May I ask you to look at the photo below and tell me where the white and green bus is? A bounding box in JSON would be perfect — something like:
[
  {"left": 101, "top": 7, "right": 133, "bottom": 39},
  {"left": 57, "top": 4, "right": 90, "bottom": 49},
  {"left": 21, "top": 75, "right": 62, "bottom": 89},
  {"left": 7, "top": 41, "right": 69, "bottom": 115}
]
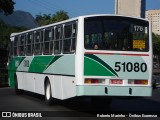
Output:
[{"left": 8, "top": 14, "right": 152, "bottom": 105}]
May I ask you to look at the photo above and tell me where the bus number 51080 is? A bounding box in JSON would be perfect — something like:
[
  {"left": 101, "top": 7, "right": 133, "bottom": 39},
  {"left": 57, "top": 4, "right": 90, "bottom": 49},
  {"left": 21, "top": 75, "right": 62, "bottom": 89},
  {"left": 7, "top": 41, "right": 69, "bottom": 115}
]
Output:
[{"left": 115, "top": 62, "right": 147, "bottom": 73}]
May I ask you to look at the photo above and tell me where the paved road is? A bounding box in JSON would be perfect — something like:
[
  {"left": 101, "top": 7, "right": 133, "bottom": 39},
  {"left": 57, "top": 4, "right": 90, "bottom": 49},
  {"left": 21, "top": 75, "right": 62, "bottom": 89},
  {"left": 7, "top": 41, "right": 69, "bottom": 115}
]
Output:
[{"left": 1, "top": 87, "right": 160, "bottom": 119}]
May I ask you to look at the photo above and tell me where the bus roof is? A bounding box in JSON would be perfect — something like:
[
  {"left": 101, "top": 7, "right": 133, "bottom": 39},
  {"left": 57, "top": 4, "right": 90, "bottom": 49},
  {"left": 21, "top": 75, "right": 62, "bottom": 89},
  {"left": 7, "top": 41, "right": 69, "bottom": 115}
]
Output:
[{"left": 10, "top": 14, "right": 149, "bottom": 37}]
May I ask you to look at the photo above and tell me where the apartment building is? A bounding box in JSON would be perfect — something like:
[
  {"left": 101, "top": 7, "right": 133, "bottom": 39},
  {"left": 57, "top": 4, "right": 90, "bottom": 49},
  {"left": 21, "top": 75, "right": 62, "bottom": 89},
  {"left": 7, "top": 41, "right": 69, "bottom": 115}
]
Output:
[
  {"left": 115, "top": 0, "right": 146, "bottom": 18},
  {"left": 146, "top": 10, "right": 160, "bottom": 35}
]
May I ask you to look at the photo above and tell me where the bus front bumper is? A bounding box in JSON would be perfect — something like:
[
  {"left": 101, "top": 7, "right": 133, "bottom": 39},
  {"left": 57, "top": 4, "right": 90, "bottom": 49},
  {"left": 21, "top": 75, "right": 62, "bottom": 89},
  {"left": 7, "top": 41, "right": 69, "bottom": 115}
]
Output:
[{"left": 76, "top": 85, "right": 152, "bottom": 97}]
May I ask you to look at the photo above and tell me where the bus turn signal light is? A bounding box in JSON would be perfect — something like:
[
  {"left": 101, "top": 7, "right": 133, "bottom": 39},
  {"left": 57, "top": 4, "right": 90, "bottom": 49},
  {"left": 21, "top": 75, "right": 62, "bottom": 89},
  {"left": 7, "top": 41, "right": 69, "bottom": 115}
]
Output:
[
  {"left": 84, "top": 79, "right": 105, "bottom": 84},
  {"left": 134, "top": 80, "right": 148, "bottom": 85},
  {"left": 128, "top": 80, "right": 148, "bottom": 85}
]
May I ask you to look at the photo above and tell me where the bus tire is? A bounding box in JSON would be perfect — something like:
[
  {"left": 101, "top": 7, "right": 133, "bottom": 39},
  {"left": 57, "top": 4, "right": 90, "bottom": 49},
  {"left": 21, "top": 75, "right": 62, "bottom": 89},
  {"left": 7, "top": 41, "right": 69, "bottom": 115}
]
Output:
[
  {"left": 14, "top": 75, "right": 23, "bottom": 95},
  {"left": 45, "top": 80, "right": 53, "bottom": 105}
]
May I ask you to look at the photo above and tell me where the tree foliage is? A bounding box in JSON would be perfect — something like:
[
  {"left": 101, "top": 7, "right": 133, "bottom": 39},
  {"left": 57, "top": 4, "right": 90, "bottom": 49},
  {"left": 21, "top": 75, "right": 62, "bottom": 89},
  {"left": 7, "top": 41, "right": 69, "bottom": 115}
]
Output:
[
  {"left": 0, "top": 0, "right": 15, "bottom": 15},
  {"left": 35, "top": 10, "right": 69, "bottom": 26},
  {"left": 152, "top": 33, "right": 160, "bottom": 55},
  {"left": 0, "top": 20, "right": 27, "bottom": 49}
]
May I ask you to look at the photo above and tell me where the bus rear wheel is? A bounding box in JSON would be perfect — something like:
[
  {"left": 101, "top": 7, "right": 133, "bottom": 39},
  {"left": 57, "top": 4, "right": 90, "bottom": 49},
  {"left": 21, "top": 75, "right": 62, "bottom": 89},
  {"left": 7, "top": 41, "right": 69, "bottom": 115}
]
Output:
[
  {"left": 14, "top": 76, "right": 23, "bottom": 95},
  {"left": 45, "top": 80, "right": 53, "bottom": 105}
]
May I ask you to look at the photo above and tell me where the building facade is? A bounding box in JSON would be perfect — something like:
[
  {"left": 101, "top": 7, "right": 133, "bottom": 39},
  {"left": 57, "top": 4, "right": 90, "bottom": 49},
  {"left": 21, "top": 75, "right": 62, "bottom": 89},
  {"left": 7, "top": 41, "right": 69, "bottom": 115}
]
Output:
[
  {"left": 115, "top": 0, "right": 146, "bottom": 18},
  {"left": 146, "top": 10, "right": 160, "bottom": 35}
]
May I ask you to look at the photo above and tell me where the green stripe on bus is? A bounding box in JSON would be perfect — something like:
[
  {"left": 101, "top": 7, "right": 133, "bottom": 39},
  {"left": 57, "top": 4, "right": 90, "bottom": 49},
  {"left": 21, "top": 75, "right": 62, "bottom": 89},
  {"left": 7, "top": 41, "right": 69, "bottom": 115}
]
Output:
[
  {"left": 28, "top": 56, "right": 54, "bottom": 73},
  {"left": 8, "top": 57, "right": 26, "bottom": 71},
  {"left": 8, "top": 57, "right": 25, "bottom": 88},
  {"left": 43, "top": 55, "right": 62, "bottom": 72},
  {"left": 84, "top": 54, "right": 118, "bottom": 76},
  {"left": 84, "top": 56, "right": 115, "bottom": 76},
  {"left": 28, "top": 56, "right": 63, "bottom": 73},
  {"left": 19, "top": 57, "right": 26, "bottom": 66}
]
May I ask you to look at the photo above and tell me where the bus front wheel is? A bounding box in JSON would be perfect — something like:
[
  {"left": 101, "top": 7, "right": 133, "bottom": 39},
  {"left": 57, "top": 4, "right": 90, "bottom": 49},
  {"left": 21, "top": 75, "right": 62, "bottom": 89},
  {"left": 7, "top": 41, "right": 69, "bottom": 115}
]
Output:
[{"left": 14, "top": 76, "right": 23, "bottom": 95}]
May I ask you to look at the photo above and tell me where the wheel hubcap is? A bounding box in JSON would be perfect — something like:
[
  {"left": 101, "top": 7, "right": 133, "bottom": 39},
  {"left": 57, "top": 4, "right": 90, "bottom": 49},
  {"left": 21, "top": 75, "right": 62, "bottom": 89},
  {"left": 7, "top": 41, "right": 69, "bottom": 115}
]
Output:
[{"left": 46, "top": 84, "right": 51, "bottom": 100}]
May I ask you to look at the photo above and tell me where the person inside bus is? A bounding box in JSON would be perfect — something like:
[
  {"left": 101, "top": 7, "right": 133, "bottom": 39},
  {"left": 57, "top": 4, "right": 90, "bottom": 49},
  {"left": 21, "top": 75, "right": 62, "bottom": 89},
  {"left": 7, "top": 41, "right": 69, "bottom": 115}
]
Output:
[{"left": 93, "top": 43, "right": 99, "bottom": 50}]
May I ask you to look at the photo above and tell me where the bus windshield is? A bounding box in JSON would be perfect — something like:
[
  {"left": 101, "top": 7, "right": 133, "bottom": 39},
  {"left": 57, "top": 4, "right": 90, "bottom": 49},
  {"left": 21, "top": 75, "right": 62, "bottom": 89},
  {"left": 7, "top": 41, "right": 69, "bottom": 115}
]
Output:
[{"left": 84, "top": 16, "right": 149, "bottom": 52}]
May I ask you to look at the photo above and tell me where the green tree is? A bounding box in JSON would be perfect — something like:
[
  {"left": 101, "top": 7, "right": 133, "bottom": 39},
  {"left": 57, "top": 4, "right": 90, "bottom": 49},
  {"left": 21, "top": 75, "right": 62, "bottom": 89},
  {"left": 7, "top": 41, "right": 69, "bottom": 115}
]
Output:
[
  {"left": 52, "top": 10, "right": 69, "bottom": 23},
  {"left": 152, "top": 33, "right": 160, "bottom": 67},
  {"left": 152, "top": 33, "right": 160, "bottom": 55},
  {"left": 0, "top": 20, "right": 27, "bottom": 49},
  {"left": 35, "top": 14, "right": 51, "bottom": 26},
  {"left": 0, "top": 0, "right": 15, "bottom": 15},
  {"left": 35, "top": 10, "right": 69, "bottom": 26}
]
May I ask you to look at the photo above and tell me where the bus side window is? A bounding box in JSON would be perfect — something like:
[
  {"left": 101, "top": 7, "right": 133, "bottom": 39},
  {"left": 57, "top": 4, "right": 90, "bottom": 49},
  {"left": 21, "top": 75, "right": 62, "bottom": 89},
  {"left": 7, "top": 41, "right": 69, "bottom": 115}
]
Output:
[
  {"left": 8, "top": 41, "right": 14, "bottom": 60},
  {"left": 34, "top": 31, "right": 41, "bottom": 55},
  {"left": 26, "top": 33, "right": 33, "bottom": 56},
  {"left": 71, "top": 22, "right": 77, "bottom": 53},
  {"left": 54, "top": 26, "right": 62, "bottom": 54},
  {"left": 51, "top": 28, "right": 54, "bottom": 53},
  {"left": 63, "top": 24, "right": 72, "bottom": 54},
  {"left": 40, "top": 31, "right": 44, "bottom": 54},
  {"left": 14, "top": 36, "right": 19, "bottom": 56},
  {"left": 63, "top": 22, "right": 77, "bottom": 54},
  {"left": 50, "top": 27, "right": 55, "bottom": 53},
  {"left": 43, "top": 28, "right": 52, "bottom": 55},
  {"left": 19, "top": 35, "right": 25, "bottom": 56}
]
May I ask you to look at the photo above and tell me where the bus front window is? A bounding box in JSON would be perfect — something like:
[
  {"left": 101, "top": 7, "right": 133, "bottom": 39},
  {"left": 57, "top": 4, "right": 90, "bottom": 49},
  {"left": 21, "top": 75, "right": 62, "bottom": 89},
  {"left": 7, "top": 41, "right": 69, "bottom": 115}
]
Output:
[{"left": 84, "top": 16, "right": 149, "bottom": 52}]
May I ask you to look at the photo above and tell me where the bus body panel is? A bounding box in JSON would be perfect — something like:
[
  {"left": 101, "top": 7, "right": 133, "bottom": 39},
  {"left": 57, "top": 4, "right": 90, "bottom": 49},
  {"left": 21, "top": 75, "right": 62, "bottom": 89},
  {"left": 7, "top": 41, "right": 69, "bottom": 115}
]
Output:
[
  {"left": 75, "top": 17, "right": 85, "bottom": 85},
  {"left": 78, "top": 15, "right": 152, "bottom": 97},
  {"left": 84, "top": 53, "right": 151, "bottom": 80},
  {"left": 77, "top": 52, "right": 152, "bottom": 97},
  {"left": 8, "top": 55, "right": 76, "bottom": 100},
  {"left": 76, "top": 86, "right": 152, "bottom": 97}
]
